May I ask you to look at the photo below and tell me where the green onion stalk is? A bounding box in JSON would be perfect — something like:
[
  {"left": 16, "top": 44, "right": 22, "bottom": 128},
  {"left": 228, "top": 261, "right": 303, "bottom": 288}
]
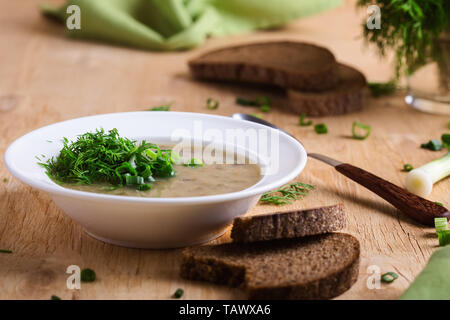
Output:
[{"left": 406, "top": 152, "right": 450, "bottom": 197}]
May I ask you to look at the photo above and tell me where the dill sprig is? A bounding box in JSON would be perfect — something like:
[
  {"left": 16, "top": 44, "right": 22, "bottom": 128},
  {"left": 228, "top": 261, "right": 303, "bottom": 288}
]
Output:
[
  {"left": 259, "top": 182, "right": 314, "bottom": 205},
  {"left": 39, "top": 128, "right": 175, "bottom": 190}
]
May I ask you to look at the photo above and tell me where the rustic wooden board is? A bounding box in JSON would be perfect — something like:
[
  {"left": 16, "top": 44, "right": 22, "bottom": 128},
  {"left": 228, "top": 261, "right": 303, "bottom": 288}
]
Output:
[{"left": 0, "top": 0, "right": 448, "bottom": 300}]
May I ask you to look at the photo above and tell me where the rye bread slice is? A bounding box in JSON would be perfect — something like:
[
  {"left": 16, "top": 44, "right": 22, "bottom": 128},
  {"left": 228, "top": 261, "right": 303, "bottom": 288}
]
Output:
[
  {"left": 189, "top": 41, "right": 339, "bottom": 91},
  {"left": 180, "top": 233, "right": 360, "bottom": 300},
  {"left": 287, "top": 63, "right": 368, "bottom": 116},
  {"left": 231, "top": 203, "right": 346, "bottom": 243}
]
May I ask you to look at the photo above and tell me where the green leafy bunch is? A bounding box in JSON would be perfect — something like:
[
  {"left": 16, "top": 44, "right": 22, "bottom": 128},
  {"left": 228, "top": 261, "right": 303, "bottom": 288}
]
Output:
[
  {"left": 357, "top": 0, "right": 450, "bottom": 77},
  {"left": 40, "top": 128, "right": 175, "bottom": 190}
]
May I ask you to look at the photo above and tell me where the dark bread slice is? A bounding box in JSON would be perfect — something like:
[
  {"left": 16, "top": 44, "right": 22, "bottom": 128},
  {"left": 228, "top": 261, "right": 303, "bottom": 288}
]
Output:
[
  {"left": 231, "top": 203, "right": 346, "bottom": 243},
  {"left": 287, "top": 63, "right": 368, "bottom": 116},
  {"left": 189, "top": 41, "right": 339, "bottom": 91},
  {"left": 180, "top": 233, "right": 360, "bottom": 300}
]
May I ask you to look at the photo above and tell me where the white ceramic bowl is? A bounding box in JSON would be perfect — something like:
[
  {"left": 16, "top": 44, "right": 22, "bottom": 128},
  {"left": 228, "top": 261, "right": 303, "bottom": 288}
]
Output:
[{"left": 4, "top": 112, "right": 307, "bottom": 248}]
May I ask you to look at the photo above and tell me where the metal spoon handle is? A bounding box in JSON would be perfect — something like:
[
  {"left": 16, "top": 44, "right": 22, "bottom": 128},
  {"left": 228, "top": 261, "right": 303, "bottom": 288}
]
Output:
[{"left": 334, "top": 163, "right": 449, "bottom": 226}]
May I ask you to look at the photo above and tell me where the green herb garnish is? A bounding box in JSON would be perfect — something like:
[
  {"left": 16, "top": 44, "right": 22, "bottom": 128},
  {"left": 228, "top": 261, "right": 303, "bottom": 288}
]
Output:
[
  {"left": 381, "top": 272, "right": 399, "bottom": 283},
  {"left": 250, "top": 113, "right": 262, "bottom": 119},
  {"left": 442, "top": 134, "right": 450, "bottom": 149},
  {"left": 299, "top": 113, "right": 312, "bottom": 127},
  {"left": 0, "top": 249, "right": 12, "bottom": 254},
  {"left": 39, "top": 129, "right": 175, "bottom": 191},
  {"left": 437, "top": 230, "right": 450, "bottom": 246},
  {"left": 206, "top": 98, "right": 219, "bottom": 110},
  {"left": 172, "top": 288, "right": 184, "bottom": 299},
  {"left": 3, "top": 178, "right": 8, "bottom": 183},
  {"left": 368, "top": 80, "right": 397, "bottom": 97},
  {"left": 314, "top": 123, "right": 328, "bottom": 134},
  {"left": 184, "top": 158, "right": 203, "bottom": 168},
  {"left": 352, "top": 121, "right": 371, "bottom": 140},
  {"left": 435, "top": 202, "right": 444, "bottom": 207},
  {"left": 149, "top": 103, "right": 171, "bottom": 111},
  {"left": 421, "top": 139, "right": 443, "bottom": 151},
  {"left": 260, "top": 105, "right": 271, "bottom": 113},
  {"left": 259, "top": 182, "right": 314, "bottom": 205},
  {"left": 402, "top": 164, "right": 414, "bottom": 172},
  {"left": 236, "top": 96, "right": 271, "bottom": 107},
  {"left": 435, "top": 217, "right": 448, "bottom": 232},
  {"left": 51, "top": 295, "right": 61, "bottom": 300},
  {"left": 81, "top": 268, "right": 96, "bottom": 282}
]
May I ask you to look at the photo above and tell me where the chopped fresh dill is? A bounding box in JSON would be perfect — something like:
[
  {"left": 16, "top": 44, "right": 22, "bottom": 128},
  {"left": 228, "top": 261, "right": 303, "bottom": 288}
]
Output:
[
  {"left": 148, "top": 103, "right": 171, "bottom": 111},
  {"left": 39, "top": 128, "right": 176, "bottom": 190},
  {"left": 206, "top": 98, "right": 219, "bottom": 110},
  {"left": 259, "top": 182, "right": 314, "bottom": 205},
  {"left": 80, "top": 268, "right": 96, "bottom": 282},
  {"left": 299, "top": 113, "right": 312, "bottom": 126}
]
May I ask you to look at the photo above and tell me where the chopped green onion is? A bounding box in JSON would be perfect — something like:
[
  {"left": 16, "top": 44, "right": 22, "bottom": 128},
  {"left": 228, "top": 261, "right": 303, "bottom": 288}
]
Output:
[
  {"left": 51, "top": 295, "right": 61, "bottom": 300},
  {"left": 170, "top": 151, "right": 182, "bottom": 165},
  {"left": 236, "top": 96, "right": 271, "bottom": 107},
  {"left": 352, "top": 121, "right": 371, "bottom": 140},
  {"left": 206, "top": 98, "right": 219, "bottom": 110},
  {"left": 125, "top": 175, "right": 144, "bottom": 186},
  {"left": 137, "top": 184, "right": 151, "bottom": 191},
  {"left": 0, "top": 249, "right": 12, "bottom": 254},
  {"left": 184, "top": 158, "right": 203, "bottom": 167},
  {"left": 435, "top": 201, "right": 444, "bottom": 207},
  {"left": 402, "top": 164, "right": 414, "bottom": 172},
  {"left": 80, "top": 268, "right": 96, "bottom": 282},
  {"left": 437, "top": 230, "right": 450, "bottom": 246},
  {"left": 250, "top": 113, "right": 262, "bottom": 119},
  {"left": 434, "top": 217, "right": 448, "bottom": 232},
  {"left": 260, "top": 105, "right": 270, "bottom": 113},
  {"left": 421, "top": 139, "right": 443, "bottom": 151},
  {"left": 3, "top": 178, "right": 8, "bottom": 183},
  {"left": 406, "top": 152, "right": 450, "bottom": 197},
  {"left": 148, "top": 104, "right": 171, "bottom": 111},
  {"left": 314, "top": 123, "right": 328, "bottom": 134},
  {"left": 172, "top": 288, "right": 184, "bottom": 299},
  {"left": 381, "top": 272, "right": 399, "bottom": 283},
  {"left": 299, "top": 113, "right": 312, "bottom": 127},
  {"left": 442, "top": 134, "right": 450, "bottom": 149},
  {"left": 236, "top": 97, "right": 256, "bottom": 106}
]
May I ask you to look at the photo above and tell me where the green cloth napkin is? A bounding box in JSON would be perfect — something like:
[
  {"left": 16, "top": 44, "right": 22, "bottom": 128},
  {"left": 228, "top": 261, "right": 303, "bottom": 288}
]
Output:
[
  {"left": 400, "top": 245, "right": 450, "bottom": 300},
  {"left": 42, "top": 0, "right": 341, "bottom": 51}
]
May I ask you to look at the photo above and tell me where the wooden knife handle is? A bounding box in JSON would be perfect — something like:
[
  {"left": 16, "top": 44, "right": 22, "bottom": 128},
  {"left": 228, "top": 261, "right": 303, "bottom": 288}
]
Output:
[{"left": 335, "top": 163, "right": 449, "bottom": 226}]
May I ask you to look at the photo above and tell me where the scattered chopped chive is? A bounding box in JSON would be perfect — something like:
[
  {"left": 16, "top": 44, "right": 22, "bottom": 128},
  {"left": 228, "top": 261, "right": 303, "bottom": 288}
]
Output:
[
  {"left": 352, "top": 121, "right": 371, "bottom": 140},
  {"left": 434, "top": 202, "right": 444, "bottom": 207},
  {"left": 250, "top": 113, "right": 262, "bottom": 119},
  {"left": 299, "top": 113, "right": 313, "bottom": 126},
  {"left": 184, "top": 158, "right": 203, "bottom": 168},
  {"left": 236, "top": 96, "right": 271, "bottom": 107},
  {"left": 437, "top": 230, "right": 450, "bottom": 246},
  {"left": 80, "top": 268, "right": 96, "bottom": 282},
  {"left": 402, "top": 164, "right": 414, "bottom": 172},
  {"left": 381, "top": 272, "right": 399, "bottom": 283},
  {"left": 260, "top": 182, "right": 314, "bottom": 205},
  {"left": 3, "top": 178, "right": 8, "bottom": 183},
  {"left": 421, "top": 139, "right": 443, "bottom": 151},
  {"left": 51, "top": 295, "right": 61, "bottom": 300},
  {"left": 368, "top": 80, "right": 397, "bottom": 98},
  {"left": 434, "top": 217, "right": 448, "bottom": 232},
  {"left": 314, "top": 123, "right": 328, "bottom": 134},
  {"left": 172, "top": 288, "right": 184, "bottom": 299},
  {"left": 0, "top": 249, "right": 12, "bottom": 254},
  {"left": 442, "top": 134, "right": 450, "bottom": 149},
  {"left": 260, "top": 105, "right": 271, "bottom": 113},
  {"left": 206, "top": 98, "right": 219, "bottom": 110},
  {"left": 148, "top": 103, "right": 171, "bottom": 111},
  {"left": 125, "top": 175, "right": 144, "bottom": 186}
]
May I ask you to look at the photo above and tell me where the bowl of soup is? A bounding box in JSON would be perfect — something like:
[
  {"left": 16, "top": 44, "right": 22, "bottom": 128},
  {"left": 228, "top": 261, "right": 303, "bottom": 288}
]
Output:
[{"left": 4, "top": 112, "right": 307, "bottom": 248}]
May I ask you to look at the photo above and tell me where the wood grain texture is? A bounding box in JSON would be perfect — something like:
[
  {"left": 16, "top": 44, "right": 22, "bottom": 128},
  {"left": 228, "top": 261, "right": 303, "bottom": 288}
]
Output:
[
  {"left": 335, "top": 164, "right": 450, "bottom": 226},
  {"left": 0, "top": 0, "right": 448, "bottom": 300}
]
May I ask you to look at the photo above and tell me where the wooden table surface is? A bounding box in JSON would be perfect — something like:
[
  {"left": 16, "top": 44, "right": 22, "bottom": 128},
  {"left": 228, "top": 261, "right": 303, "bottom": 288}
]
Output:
[{"left": 1, "top": 0, "right": 448, "bottom": 300}]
